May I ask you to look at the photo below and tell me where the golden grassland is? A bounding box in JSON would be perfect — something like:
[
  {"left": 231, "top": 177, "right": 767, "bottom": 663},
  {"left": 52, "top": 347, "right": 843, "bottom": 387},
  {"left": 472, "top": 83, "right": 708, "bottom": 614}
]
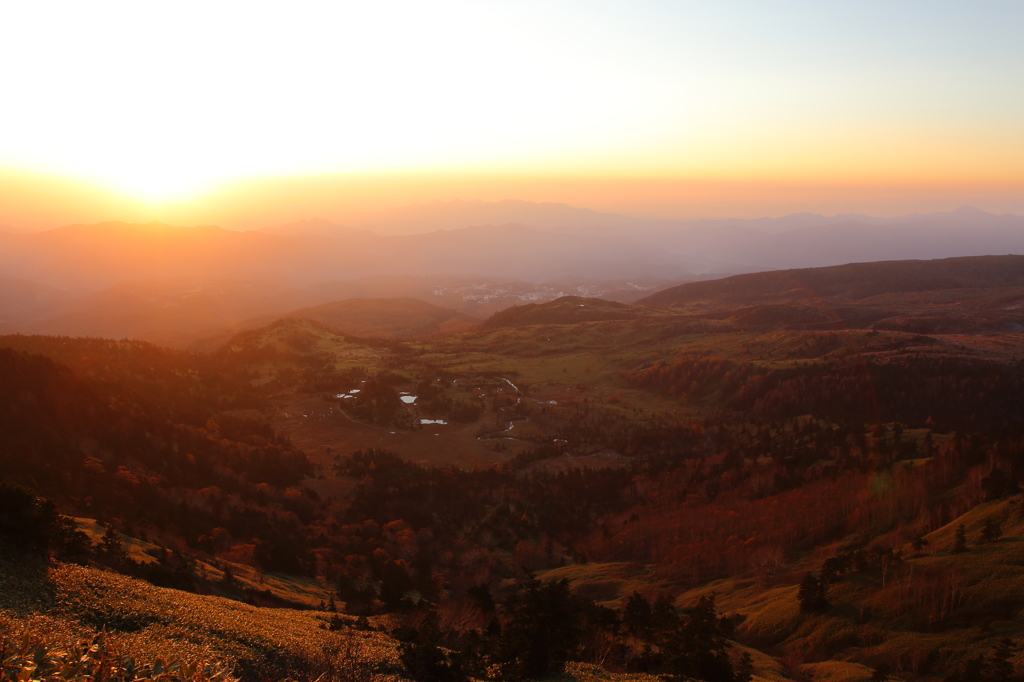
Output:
[
  {"left": 73, "top": 519, "right": 333, "bottom": 610},
  {"left": 0, "top": 554, "right": 686, "bottom": 682},
  {"left": 537, "top": 495, "right": 1024, "bottom": 681},
  {"left": 0, "top": 553, "right": 403, "bottom": 680}
]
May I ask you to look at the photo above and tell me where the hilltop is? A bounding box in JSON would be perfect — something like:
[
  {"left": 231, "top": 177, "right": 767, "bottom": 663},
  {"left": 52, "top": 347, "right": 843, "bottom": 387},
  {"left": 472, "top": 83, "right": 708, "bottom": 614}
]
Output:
[
  {"left": 639, "top": 255, "right": 1024, "bottom": 306},
  {"left": 481, "top": 295, "right": 648, "bottom": 329},
  {"left": 272, "top": 297, "right": 478, "bottom": 338},
  {"left": 638, "top": 255, "right": 1024, "bottom": 334}
]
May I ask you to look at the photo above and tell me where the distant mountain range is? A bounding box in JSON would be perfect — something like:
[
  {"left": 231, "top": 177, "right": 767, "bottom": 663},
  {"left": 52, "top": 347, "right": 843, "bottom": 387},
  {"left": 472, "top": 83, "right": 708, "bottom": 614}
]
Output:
[
  {"left": 1, "top": 202, "right": 1022, "bottom": 343},
  {"left": 4, "top": 204, "right": 1022, "bottom": 291},
  {"left": 264, "top": 202, "right": 1024, "bottom": 274},
  {"left": 351, "top": 201, "right": 1024, "bottom": 270}
]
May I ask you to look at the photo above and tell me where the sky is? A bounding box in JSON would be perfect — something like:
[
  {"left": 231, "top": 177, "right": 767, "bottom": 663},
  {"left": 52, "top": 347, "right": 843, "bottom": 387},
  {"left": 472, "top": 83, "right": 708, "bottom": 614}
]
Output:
[{"left": 1, "top": 0, "right": 1022, "bottom": 228}]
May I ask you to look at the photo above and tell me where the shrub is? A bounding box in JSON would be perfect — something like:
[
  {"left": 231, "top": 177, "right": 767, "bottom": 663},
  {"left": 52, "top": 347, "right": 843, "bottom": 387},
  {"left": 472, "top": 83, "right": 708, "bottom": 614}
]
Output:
[{"left": 0, "top": 481, "right": 88, "bottom": 558}]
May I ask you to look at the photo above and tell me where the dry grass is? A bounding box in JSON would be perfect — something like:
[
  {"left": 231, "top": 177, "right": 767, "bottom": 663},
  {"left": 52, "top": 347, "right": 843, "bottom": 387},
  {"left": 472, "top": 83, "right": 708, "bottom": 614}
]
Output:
[
  {"left": 2, "top": 555, "right": 717, "bottom": 681},
  {"left": 799, "top": 660, "right": 874, "bottom": 682},
  {"left": 0, "top": 555, "right": 403, "bottom": 681}
]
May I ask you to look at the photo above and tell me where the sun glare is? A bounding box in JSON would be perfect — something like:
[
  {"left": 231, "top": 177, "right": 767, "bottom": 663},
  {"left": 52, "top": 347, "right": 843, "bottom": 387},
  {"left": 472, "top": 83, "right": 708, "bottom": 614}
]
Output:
[
  {"left": 0, "top": 1, "right": 1021, "bottom": 208},
  {"left": 90, "top": 167, "right": 227, "bottom": 205}
]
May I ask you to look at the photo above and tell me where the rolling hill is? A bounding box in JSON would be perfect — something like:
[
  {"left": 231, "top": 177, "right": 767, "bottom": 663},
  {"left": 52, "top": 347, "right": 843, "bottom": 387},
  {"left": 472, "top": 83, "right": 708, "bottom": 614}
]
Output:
[
  {"left": 638, "top": 255, "right": 1024, "bottom": 334},
  {"left": 481, "top": 295, "right": 647, "bottom": 329},
  {"left": 265, "top": 296, "right": 478, "bottom": 338}
]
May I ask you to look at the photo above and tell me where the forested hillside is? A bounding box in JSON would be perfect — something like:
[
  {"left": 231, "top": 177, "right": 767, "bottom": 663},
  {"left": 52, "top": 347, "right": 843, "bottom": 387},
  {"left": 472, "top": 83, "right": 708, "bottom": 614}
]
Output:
[{"left": 3, "top": 256, "right": 1024, "bottom": 681}]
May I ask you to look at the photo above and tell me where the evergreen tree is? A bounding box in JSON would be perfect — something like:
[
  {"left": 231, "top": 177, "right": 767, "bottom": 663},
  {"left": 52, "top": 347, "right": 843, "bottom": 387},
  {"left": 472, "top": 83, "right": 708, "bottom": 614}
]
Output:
[
  {"left": 99, "top": 524, "right": 127, "bottom": 564},
  {"left": 467, "top": 582, "right": 495, "bottom": 612},
  {"left": 988, "top": 638, "right": 1018, "bottom": 682},
  {"left": 623, "top": 591, "right": 653, "bottom": 637},
  {"left": 651, "top": 594, "right": 680, "bottom": 632},
  {"left": 496, "top": 577, "right": 585, "bottom": 680},
  {"left": 394, "top": 615, "right": 466, "bottom": 682},
  {"left": 735, "top": 652, "right": 754, "bottom": 682},
  {"left": 945, "top": 654, "right": 986, "bottom": 682},
  {"left": 221, "top": 565, "right": 234, "bottom": 584},
  {"left": 871, "top": 662, "right": 891, "bottom": 681},
  {"left": 0, "top": 482, "right": 83, "bottom": 557},
  {"left": 798, "top": 574, "right": 829, "bottom": 612},
  {"left": 952, "top": 523, "right": 969, "bottom": 554},
  {"left": 982, "top": 516, "right": 1003, "bottom": 543},
  {"left": 658, "top": 595, "right": 736, "bottom": 682},
  {"left": 982, "top": 468, "right": 1018, "bottom": 501}
]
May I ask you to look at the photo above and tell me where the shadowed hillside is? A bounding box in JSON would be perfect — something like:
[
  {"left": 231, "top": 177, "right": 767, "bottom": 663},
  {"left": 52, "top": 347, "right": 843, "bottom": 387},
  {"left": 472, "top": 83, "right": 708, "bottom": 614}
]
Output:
[
  {"left": 639, "top": 255, "right": 1024, "bottom": 306},
  {"left": 638, "top": 255, "right": 1024, "bottom": 334}
]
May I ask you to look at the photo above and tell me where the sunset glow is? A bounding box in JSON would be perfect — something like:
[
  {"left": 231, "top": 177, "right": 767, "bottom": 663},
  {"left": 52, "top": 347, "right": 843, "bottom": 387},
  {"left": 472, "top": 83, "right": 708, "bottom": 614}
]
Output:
[{"left": 1, "top": 0, "right": 1022, "bottom": 216}]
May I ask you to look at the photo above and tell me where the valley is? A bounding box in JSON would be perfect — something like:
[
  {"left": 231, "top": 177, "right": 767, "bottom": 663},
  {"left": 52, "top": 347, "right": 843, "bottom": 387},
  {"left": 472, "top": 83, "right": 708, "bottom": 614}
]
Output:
[{"left": 2, "top": 255, "right": 1024, "bottom": 682}]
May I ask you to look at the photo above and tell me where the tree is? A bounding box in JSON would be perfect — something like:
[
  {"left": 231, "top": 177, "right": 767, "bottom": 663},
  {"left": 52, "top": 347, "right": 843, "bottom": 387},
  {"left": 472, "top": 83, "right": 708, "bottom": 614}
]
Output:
[
  {"left": 798, "top": 574, "right": 829, "bottom": 612},
  {"left": 952, "top": 524, "right": 968, "bottom": 554},
  {"left": 467, "top": 583, "right": 495, "bottom": 613},
  {"left": 981, "top": 516, "right": 1003, "bottom": 543},
  {"left": 496, "top": 578, "right": 585, "bottom": 679},
  {"left": 988, "top": 638, "right": 1018, "bottom": 682},
  {"left": 394, "top": 616, "right": 467, "bottom": 682},
  {"left": 99, "top": 524, "right": 127, "bottom": 564},
  {"left": 658, "top": 595, "right": 736, "bottom": 682},
  {"left": 982, "top": 468, "right": 1018, "bottom": 501},
  {"left": 870, "top": 662, "right": 891, "bottom": 681},
  {"left": 623, "top": 592, "right": 653, "bottom": 637},
  {"left": 945, "top": 654, "right": 986, "bottom": 682},
  {"left": 735, "top": 651, "right": 754, "bottom": 682},
  {"left": 0, "top": 482, "right": 82, "bottom": 556},
  {"left": 651, "top": 595, "right": 679, "bottom": 632}
]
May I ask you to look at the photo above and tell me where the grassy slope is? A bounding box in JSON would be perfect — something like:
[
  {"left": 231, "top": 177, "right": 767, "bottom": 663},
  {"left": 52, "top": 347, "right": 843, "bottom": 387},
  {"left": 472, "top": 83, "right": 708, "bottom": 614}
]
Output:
[
  {"left": 538, "top": 496, "right": 1024, "bottom": 681},
  {"left": 0, "top": 554, "right": 400, "bottom": 680},
  {"left": 0, "top": 557, "right": 672, "bottom": 682}
]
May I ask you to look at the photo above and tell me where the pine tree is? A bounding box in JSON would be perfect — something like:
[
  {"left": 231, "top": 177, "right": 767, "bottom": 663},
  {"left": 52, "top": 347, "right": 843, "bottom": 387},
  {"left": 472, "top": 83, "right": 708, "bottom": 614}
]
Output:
[
  {"left": 945, "top": 654, "right": 986, "bottom": 682},
  {"left": 870, "top": 662, "right": 891, "bottom": 681},
  {"left": 988, "top": 638, "right": 1018, "bottom": 682},
  {"left": 496, "top": 577, "right": 585, "bottom": 679},
  {"left": 982, "top": 516, "right": 1003, "bottom": 543},
  {"left": 99, "top": 524, "right": 127, "bottom": 563},
  {"left": 952, "top": 523, "right": 968, "bottom": 554},
  {"left": 736, "top": 652, "right": 755, "bottom": 682},
  {"left": 623, "top": 591, "right": 653, "bottom": 637},
  {"left": 657, "top": 595, "right": 736, "bottom": 682},
  {"left": 797, "top": 574, "right": 829, "bottom": 612}
]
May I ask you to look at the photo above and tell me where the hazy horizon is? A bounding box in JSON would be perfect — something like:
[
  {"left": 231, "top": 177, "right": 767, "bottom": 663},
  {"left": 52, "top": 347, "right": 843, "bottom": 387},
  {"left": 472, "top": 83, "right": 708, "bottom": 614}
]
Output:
[
  {"left": 5, "top": 188, "right": 1024, "bottom": 236},
  {"left": 2, "top": 1, "right": 1023, "bottom": 232}
]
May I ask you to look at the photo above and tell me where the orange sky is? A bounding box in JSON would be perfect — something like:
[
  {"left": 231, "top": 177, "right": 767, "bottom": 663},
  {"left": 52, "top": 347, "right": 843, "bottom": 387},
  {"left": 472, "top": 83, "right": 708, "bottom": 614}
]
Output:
[
  {"left": 1, "top": 1, "right": 1022, "bottom": 230},
  {"left": 3, "top": 170, "right": 1023, "bottom": 233}
]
